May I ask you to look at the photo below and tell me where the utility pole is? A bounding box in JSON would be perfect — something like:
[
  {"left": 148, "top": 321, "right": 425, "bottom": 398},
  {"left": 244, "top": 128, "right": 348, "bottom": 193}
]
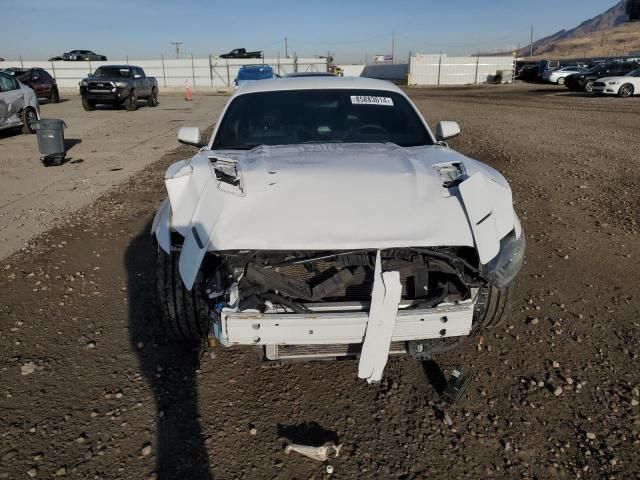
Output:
[
  {"left": 529, "top": 26, "right": 534, "bottom": 57},
  {"left": 391, "top": 31, "right": 395, "bottom": 63},
  {"left": 170, "top": 42, "right": 183, "bottom": 60},
  {"left": 285, "top": 37, "right": 288, "bottom": 58}
]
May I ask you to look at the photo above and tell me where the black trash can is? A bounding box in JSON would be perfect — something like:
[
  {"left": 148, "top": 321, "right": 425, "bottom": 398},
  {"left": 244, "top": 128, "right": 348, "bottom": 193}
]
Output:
[{"left": 34, "top": 119, "right": 67, "bottom": 166}]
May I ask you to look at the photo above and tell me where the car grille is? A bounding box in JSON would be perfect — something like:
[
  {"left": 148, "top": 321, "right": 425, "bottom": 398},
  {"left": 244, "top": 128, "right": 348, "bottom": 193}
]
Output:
[
  {"left": 593, "top": 82, "right": 605, "bottom": 87},
  {"left": 87, "top": 81, "right": 114, "bottom": 93},
  {"left": 275, "top": 261, "right": 414, "bottom": 301}
]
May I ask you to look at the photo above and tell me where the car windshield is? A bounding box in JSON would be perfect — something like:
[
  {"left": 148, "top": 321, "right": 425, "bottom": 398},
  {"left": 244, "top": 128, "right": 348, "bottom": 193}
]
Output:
[
  {"left": 584, "top": 64, "right": 610, "bottom": 74},
  {"left": 13, "top": 70, "right": 31, "bottom": 82},
  {"left": 213, "top": 89, "right": 433, "bottom": 150},
  {"left": 92, "top": 67, "right": 130, "bottom": 78},
  {"left": 237, "top": 67, "right": 273, "bottom": 81}
]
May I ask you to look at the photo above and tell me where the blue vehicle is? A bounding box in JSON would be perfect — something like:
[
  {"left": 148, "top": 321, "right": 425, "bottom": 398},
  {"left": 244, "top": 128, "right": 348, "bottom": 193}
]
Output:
[{"left": 235, "top": 65, "right": 277, "bottom": 88}]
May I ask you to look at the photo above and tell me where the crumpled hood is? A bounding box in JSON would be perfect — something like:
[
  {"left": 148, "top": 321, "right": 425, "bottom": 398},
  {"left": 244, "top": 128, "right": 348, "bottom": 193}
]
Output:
[
  {"left": 158, "top": 143, "right": 519, "bottom": 288},
  {"left": 166, "top": 142, "right": 515, "bottom": 248}
]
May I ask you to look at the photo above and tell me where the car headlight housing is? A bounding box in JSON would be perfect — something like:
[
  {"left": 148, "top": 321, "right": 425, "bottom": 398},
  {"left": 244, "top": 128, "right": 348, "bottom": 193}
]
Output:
[
  {"left": 608, "top": 81, "right": 619, "bottom": 85},
  {"left": 481, "top": 230, "right": 526, "bottom": 289},
  {"left": 80, "top": 80, "right": 88, "bottom": 86},
  {"left": 114, "top": 81, "right": 128, "bottom": 88}
]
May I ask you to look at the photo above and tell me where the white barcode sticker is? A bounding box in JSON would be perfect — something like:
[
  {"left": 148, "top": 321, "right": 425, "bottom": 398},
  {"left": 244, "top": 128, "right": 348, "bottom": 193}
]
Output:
[{"left": 350, "top": 95, "right": 394, "bottom": 106}]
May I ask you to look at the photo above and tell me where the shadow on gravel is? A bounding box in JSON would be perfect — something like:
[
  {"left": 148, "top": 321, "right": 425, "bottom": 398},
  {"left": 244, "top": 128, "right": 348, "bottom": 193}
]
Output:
[
  {"left": 126, "top": 221, "right": 212, "bottom": 480},
  {"left": 277, "top": 421, "right": 339, "bottom": 447},
  {"left": 421, "top": 360, "right": 447, "bottom": 395}
]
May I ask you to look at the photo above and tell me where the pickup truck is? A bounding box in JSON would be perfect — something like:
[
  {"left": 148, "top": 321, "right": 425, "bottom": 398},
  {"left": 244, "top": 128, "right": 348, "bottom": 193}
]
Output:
[
  {"left": 219, "top": 48, "right": 263, "bottom": 59},
  {"left": 79, "top": 65, "right": 158, "bottom": 111}
]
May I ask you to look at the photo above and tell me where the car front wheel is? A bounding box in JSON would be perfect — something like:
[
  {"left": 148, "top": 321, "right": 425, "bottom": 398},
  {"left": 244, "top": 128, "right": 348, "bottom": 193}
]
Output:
[
  {"left": 81, "top": 97, "right": 96, "bottom": 111},
  {"left": 21, "top": 107, "right": 37, "bottom": 134},
  {"left": 619, "top": 84, "right": 634, "bottom": 98},
  {"left": 557, "top": 77, "right": 565, "bottom": 85},
  {"left": 584, "top": 81, "right": 594, "bottom": 93},
  {"left": 126, "top": 90, "right": 138, "bottom": 111},
  {"left": 157, "top": 246, "right": 210, "bottom": 343}
]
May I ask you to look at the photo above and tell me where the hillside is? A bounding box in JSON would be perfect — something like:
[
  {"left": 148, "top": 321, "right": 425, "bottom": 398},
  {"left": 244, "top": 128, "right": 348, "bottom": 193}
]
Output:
[{"left": 520, "top": 1, "right": 640, "bottom": 59}]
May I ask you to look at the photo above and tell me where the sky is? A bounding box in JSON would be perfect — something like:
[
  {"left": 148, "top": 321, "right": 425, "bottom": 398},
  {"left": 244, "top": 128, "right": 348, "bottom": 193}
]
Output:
[{"left": 0, "top": 0, "right": 621, "bottom": 63}]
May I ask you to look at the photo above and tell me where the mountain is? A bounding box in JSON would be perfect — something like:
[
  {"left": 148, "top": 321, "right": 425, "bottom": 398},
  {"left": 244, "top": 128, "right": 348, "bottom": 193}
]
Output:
[{"left": 520, "top": 1, "right": 640, "bottom": 58}]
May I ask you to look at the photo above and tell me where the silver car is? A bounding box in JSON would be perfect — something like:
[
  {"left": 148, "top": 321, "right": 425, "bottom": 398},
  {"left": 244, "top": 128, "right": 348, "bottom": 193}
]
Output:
[{"left": 0, "top": 71, "right": 40, "bottom": 134}]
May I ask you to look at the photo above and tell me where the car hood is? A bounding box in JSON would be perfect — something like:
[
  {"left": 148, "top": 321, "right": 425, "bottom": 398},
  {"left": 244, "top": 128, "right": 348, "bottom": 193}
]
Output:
[
  {"left": 596, "top": 76, "right": 630, "bottom": 83},
  {"left": 81, "top": 77, "right": 125, "bottom": 83},
  {"left": 159, "top": 143, "right": 520, "bottom": 286}
]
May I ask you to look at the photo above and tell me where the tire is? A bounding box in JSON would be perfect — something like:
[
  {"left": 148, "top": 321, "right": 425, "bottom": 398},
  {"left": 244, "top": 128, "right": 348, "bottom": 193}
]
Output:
[
  {"left": 81, "top": 97, "right": 96, "bottom": 111},
  {"left": 619, "top": 83, "right": 634, "bottom": 98},
  {"left": 474, "top": 284, "right": 511, "bottom": 329},
  {"left": 584, "top": 81, "right": 594, "bottom": 93},
  {"left": 21, "top": 107, "right": 37, "bottom": 134},
  {"left": 557, "top": 77, "right": 565, "bottom": 85},
  {"left": 125, "top": 90, "right": 138, "bottom": 111},
  {"left": 148, "top": 87, "right": 159, "bottom": 107},
  {"left": 51, "top": 87, "right": 60, "bottom": 103},
  {"left": 157, "top": 246, "right": 210, "bottom": 343}
]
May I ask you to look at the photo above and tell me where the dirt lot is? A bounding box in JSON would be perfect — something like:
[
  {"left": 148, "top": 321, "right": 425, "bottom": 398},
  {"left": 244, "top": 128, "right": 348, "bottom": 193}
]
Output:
[
  {"left": 1, "top": 83, "right": 639, "bottom": 480},
  {"left": 0, "top": 93, "right": 228, "bottom": 259}
]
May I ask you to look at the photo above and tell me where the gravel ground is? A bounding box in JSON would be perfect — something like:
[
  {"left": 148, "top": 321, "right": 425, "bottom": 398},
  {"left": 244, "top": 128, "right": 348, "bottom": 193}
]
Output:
[
  {"left": 0, "top": 93, "right": 227, "bottom": 259},
  {"left": 1, "top": 83, "right": 639, "bottom": 480}
]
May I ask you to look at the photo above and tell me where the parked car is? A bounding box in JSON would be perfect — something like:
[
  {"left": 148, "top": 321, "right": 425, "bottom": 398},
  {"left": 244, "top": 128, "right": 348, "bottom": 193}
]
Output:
[
  {"left": 151, "top": 77, "right": 525, "bottom": 383},
  {"left": 220, "top": 48, "right": 263, "bottom": 59},
  {"left": 234, "top": 65, "right": 277, "bottom": 88},
  {"left": 8, "top": 68, "right": 59, "bottom": 103},
  {"left": 516, "top": 65, "right": 540, "bottom": 81},
  {"left": 0, "top": 71, "right": 39, "bottom": 134},
  {"left": 542, "top": 66, "right": 585, "bottom": 85},
  {"left": 62, "top": 50, "right": 107, "bottom": 61},
  {"left": 564, "top": 62, "right": 639, "bottom": 93},
  {"left": 79, "top": 65, "right": 158, "bottom": 111},
  {"left": 592, "top": 68, "right": 640, "bottom": 97}
]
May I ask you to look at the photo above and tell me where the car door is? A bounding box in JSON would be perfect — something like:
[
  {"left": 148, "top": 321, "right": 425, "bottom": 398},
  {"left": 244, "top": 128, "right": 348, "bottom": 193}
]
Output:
[
  {"left": 0, "top": 73, "right": 25, "bottom": 128},
  {"left": 31, "top": 69, "right": 48, "bottom": 98},
  {"left": 135, "top": 68, "right": 150, "bottom": 96}
]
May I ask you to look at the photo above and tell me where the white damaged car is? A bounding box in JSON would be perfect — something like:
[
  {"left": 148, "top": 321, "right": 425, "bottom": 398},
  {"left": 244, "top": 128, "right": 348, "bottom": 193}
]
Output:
[
  {"left": 592, "top": 68, "right": 640, "bottom": 97},
  {"left": 152, "top": 77, "right": 525, "bottom": 383}
]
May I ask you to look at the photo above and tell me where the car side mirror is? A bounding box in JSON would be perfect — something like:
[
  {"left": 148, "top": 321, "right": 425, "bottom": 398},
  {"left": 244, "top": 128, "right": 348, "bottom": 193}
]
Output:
[
  {"left": 178, "top": 127, "right": 205, "bottom": 148},
  {"left": 435, "top": 121, "right": 461, "bottom": 142}
]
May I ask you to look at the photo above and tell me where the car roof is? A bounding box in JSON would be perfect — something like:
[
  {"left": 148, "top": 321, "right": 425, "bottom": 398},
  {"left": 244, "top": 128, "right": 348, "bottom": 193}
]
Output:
[
  {"left": 96, "top": 65, "right": 137, "bottom": 69},
  {"left": 234, "top": 76, "right": 402, "bottom": 96},
  {"left": 239, "top": 64, "right": 272, "bottom": 70}
]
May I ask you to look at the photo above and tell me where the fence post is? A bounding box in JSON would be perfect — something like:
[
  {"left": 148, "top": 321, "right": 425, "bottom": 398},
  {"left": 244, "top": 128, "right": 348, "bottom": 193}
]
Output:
[
  {"left": 50, "top": 60, "right": 56, "bottom": 82},
  {"left": 20, "top": 56, "right": 23, "bottom": 68},
  {"left": 161, "top": 54, "right": 167, "bottom": 88},
  {"left": 126, "top": 55, "right": 129, "bottom": 65},
  {"left": 437, "top": 51, "right": 442, "bottom": 85},
  {"left": 474, "top": 52, "right": 480, "bottom": 84},
  {"left": 88, "top": 59, "right": 92, "bottom": 74},
  {"left": 226, "top": 59, "right": 230, "bottom": 87},
  {"left": 208, "top": 54, "right": 213, "bottom": 87},
  {"left": 191, "top": 53, "right": 195, "bottom": 87}
]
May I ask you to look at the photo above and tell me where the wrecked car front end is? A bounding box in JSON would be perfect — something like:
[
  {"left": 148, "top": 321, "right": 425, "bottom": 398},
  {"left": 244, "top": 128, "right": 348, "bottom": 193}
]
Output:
[{"left": 152, "top": 79, "right": 525, "bottom": 383}]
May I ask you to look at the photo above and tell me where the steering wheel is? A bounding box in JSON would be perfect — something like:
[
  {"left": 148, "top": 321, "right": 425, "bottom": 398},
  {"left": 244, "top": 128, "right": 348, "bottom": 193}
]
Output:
[{"left": 352, "top": 124, "right": 389, "bottom": 136}]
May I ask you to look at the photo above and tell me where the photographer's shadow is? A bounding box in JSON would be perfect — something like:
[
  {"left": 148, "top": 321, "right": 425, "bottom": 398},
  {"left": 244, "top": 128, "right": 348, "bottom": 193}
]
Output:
[{"left": 126, "top": 221, "right": 212, "bottom": 479}]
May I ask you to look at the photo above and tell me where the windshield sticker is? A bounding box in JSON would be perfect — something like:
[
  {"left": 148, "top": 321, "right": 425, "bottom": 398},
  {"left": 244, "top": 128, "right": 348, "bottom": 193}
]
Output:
[{"left": 350, "top": 96, "right": 394, "bottom": 106}]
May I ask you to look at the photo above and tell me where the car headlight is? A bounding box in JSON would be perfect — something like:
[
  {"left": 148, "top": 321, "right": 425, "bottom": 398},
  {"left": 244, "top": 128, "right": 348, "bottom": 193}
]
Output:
[
  {"left": 114, "top": 81, "right": 128, "bottom": 88},
  {"left": 80, "top": 80, "right": 88, "bottom": 86},
  {"left": 607, "top": 81, "right": 619, "bottom": 85},
  {"left": 481, "top": 230, "right": 526, "bottom": 289}
]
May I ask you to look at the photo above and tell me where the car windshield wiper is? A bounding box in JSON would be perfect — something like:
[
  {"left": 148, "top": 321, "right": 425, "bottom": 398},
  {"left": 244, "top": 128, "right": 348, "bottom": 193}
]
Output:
[{"left": 218, "top": 144, "right": 260, "bottom": 151}]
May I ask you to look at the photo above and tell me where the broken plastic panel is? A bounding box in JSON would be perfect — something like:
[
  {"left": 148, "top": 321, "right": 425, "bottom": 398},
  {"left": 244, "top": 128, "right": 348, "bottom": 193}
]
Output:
[{"left": 481, "top": 230, "right": 526, "bottom": 289}]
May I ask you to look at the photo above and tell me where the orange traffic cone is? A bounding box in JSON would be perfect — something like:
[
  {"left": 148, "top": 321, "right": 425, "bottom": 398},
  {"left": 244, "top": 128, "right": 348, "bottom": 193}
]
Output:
[{"left": 185, "top": 80, "right": 193, "bottom": 101}]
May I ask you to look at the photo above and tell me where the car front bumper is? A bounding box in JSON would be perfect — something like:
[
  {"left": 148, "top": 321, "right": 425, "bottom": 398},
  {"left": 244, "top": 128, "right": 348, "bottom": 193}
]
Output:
[
  {"left": 215, "top": 297, "right": 476, "bottom": 347},
  {"left": 80, "top": 86, "right": 130, "bottom": 103},
  {"left": 592, "top": 84, "right": 619, "bottom": 95}
]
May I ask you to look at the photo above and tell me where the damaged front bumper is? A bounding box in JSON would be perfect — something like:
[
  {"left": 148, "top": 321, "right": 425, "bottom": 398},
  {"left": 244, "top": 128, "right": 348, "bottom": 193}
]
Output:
[{"left": 219, "top": 299, "right": 475, "bottom": 347}]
